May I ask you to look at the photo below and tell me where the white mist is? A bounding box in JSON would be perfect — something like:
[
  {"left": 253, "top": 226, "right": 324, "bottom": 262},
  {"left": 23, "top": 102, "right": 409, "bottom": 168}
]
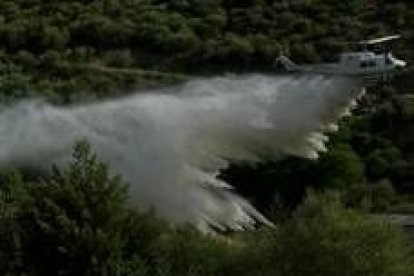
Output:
[{"left": 0, "top": 74, "right": 362, "bottom": 231}]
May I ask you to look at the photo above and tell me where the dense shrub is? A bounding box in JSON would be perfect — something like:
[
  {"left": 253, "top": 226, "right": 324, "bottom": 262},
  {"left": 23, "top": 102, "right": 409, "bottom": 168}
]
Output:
[
  {"left": 270, "top": 192, "right": 414, "bottom": 276},
  {"left": 1, "top": 143, "right": 413, "bottom": 275}
]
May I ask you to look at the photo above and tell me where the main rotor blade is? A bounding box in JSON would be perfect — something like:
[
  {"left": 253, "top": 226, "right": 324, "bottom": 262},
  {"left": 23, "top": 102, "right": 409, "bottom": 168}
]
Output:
[{"left": 358, "top": 35, "right": 401, "bottom": 45}]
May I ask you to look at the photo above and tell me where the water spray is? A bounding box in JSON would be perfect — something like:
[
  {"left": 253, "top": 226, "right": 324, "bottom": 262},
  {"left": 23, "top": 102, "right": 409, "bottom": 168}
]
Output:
[{"left": 0, "top": 74, "right": 362, "bottom": 231}]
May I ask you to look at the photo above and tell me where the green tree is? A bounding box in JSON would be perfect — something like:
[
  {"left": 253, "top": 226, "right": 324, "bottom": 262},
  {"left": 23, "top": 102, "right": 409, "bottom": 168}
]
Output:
[
  {"left": 370, "top": 179, "right": 396, "bottom": 212},
  {"left": 103, "top": 49, "right": 134, "bottom": 68},
  {"left": 0, "top": 171, "right": 27, "bottom": 275},
  {"left": 39, "top": 49, "right": 61, "bottom": 69},
  {"left": 318, "top": 143, "right": 365, "bottom": 191},
  {"left": 40, "top": 26, "right": 69, "bottom": 50},
  {"left": 271, "top": 192, "right": 413, "bottom": 276},
  {"left": 18, "top": 140, "right": 128, "bottom": 275}
]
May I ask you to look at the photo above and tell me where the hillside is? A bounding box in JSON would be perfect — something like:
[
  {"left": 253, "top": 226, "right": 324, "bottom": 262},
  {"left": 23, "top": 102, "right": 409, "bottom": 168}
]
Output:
[
  {"left": 0, "top": 0, "right": 412, "bottom": 100},
  {"left": 0, "top": 1, "right": 414, "bottom": 275}
]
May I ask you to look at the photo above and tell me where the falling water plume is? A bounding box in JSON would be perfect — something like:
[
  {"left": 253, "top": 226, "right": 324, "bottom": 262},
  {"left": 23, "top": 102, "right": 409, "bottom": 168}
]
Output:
[{"left": 0, "top": 74, "right": 362, "bottom": 232}]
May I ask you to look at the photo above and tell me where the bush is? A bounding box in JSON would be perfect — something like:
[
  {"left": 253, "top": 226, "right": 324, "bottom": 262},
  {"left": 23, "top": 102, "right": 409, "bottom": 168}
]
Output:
[
  {"left": 18, "top": 140, "right": 129, "bottom": 275},
  {"left": 39, "top": 49, "right": 61, "bottom": 69},
  {"left": 0, "top": 143, "right": 413, "bottom": 276},
  {"left": 270, "top": 192, "right": 413, "bottom": 276},
  {"left": 0, "top": 171, "right": 27, "bottom": 275},
  {"left": 103, "top": 49, "right": 134, "bottom": 68},
  {"left": 370, "top": 179, "right": 396, "bottom": 212}
]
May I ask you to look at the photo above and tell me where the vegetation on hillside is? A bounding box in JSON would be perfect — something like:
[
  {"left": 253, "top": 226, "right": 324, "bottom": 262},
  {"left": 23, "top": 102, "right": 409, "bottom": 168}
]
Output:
[
  {"left": 0, "top": 0, "right": 412, "bottom": 100},
  {"left": 1, "top": 142, "right": 412, "bottom": 275},
  {"left": 0, "top": 0, "right": 414, "bottom": 274}
]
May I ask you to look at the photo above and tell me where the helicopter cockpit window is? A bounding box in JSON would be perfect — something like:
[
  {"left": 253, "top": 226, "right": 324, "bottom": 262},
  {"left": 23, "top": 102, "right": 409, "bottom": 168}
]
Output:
[
  {"left": 386, "top": 56, "right": 393, "bottom": 65},
  {"left": 361, "top": 60, "right": 376, "bottom": 68}
]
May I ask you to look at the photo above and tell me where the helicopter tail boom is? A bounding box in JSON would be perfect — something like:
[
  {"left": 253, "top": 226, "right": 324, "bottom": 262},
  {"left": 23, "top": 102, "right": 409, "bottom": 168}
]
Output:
[{"left": 275, "top": 55, "right": 299, "bottom": 72}]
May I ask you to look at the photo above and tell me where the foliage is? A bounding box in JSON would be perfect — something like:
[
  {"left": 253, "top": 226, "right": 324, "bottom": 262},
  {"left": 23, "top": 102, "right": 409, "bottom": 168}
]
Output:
[
  {"left": 0, "top": 1, "right": 413, "bottom": 274},
  {"left": 0, "top": 171, "right": 27, "bottom": 275},
  {"left": 271, "top": 191, "right": 414, "bottom": 276},
  {"left": 221, "top": 143, "right": 366, "bottom": 218},
  {"left": 16, "top": 140, "right": 128, "bottom": 275},
  {"left": 0, "top": 0, "right": 412, "bottom": 76},
  {"left": 1, "top": 143, "right": 412, "bottom": 275}
]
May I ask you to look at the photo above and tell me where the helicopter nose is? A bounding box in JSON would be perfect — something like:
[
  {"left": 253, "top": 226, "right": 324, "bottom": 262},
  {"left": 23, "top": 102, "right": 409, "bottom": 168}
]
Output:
[{"left": 395, "top": 59, "right": 407, "bottom": 68}]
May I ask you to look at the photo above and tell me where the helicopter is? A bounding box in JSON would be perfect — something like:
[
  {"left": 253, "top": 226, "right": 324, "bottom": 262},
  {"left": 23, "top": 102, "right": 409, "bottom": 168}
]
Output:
[{"left": 275, "top": 35, "right": 407, "bottom": 85}]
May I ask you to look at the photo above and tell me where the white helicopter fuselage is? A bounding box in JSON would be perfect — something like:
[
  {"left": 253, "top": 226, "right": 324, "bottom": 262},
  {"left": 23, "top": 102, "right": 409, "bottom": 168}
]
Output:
[
  {"left": 308, "top": 51, "right": 405, "bottom": 74},
  {"left": 276, "top": 50, "right": 407, "bottom": 85}
]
